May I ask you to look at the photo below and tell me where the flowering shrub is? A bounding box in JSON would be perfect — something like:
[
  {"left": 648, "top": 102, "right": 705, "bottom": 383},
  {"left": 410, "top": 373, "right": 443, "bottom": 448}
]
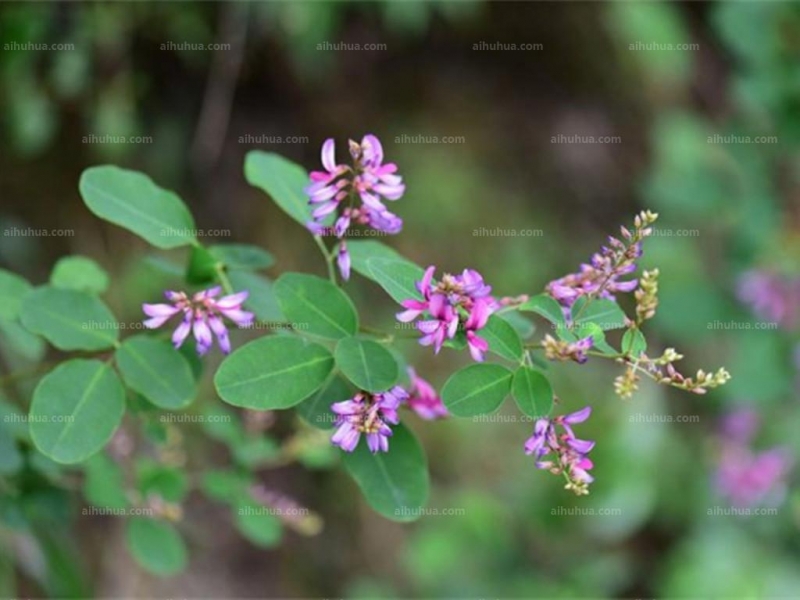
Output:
[{"left": 0, "top": 136, "right": 731, "bottom": 575}]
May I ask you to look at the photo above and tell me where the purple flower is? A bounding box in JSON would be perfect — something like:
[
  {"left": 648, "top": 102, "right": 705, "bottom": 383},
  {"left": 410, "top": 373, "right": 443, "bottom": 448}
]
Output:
[
  {"left": 306, "top": 134, "right": 404, "bottom": 240},
  {"left": 524, "top": 406, "right": 596, "bottom": 495},
  {"left": 330, "top": 386, "right": 408, "bottom": 453},
  {"left": 714, "top": 409, "right": 793, "bottom": 508},
  {"left": 407, "top": 368, "right": 448, "bottom": 420},
  {"left": 546, "top": 226, "right": 646, "bottom": 314},
  {"left": 142, "top": 286, "right": 254, "bottom": 356},
  {"left": 337, "top": 242, "right": 351, "bottom": 281},
  {"left": 397, "top": 266, "right": 495, "bottom": 362},
  {"left": 737, "top": 270, "right": 800, "bottom": 330}
]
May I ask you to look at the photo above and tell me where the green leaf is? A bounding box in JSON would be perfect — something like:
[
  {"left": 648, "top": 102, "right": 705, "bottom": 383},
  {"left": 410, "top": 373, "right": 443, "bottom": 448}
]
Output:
[
  {"left": 20, "top": 286, "right": 118, "bottom": 351},
  {"left": 232, "top": 436, "right": 281, "bottom": 468},
  {"left": 209, "top": 244, "right": 275, "bottom": 271},
  {"left": 296, "top": 375, "right": 351, "bottom": 430},
  {"left": 244, "top": 151, "right": 312, "bottom": 226},
  {"left": 366, "top": 257, "right": 426, "bottom": 304},
  {"left": 115, "top": 335, "right": 197, "bottom": 410},
  {"left": 0, "top": 428, "right": 22, "bottom": 476},
  {"left": 125, "top": 517, "right": 188, "bottom": 576},
  {"left": 227, "top": 270, "right": 283, "bottom": 322},
  {"left": 574, "top": 322, "right": 618, "bottom": 355},
  {"left": 512, "top": 367, "right": 553, "bottom": 418},
  {"left": 29, "top": 359, "right": 125, "bottom": 464},
  {"left": 334, "top": 337, "right": 399, "bottom": 392},
  {"left": 342, "top": 423, "right": 429, "bottom": 522},
  {"left": 50, "top": 256, "right": 109, "bottom": 294},
  {"left": 518, "top": 294, "right": 566, "bottom": 331},
  {"left": 136, "top": 460, "right": 189, "bottom": 503},
  {"left": 0, "top": 269, "right": 33, "bottom": 321},
  {"left": 441, "top": 363, "right": 513, "bottom": 417},
  {"left": 622, "top": 328, "right": 647, "bottom": 357},
  {"left": 346, "top": 240, "right": 413, "bottom": 274},
  {"left": 481, "top": 314, "right": 524, "bottom": 362},
  {"left": 215, "top": 336, "right": 334, "bottom": 410},
  {"left": 79, "top": 165, "right": 196, "bottom": 249},
  {"left": 83, "top": 453, "right": 129, "bottom": 509},
  {"left": 185, "top": 245, "right": 217, "bottom": 285},
  {"left": 572, "top": 298, "right": 627, "bottom": 330},
  {"left": 234, "top": 496, "right": 282, "bottom": 548},
  {"left": 274, "top": 273, "right": 358, "bottom": 339},
  {"left": 201, "top": 469, "right": 252, "bottom": 504},
  {"left": 0, "top": 319, "right": 46, "bottom": 362},
  {"left": 497, "top": 311, "right": 536, "bottom": 339}
]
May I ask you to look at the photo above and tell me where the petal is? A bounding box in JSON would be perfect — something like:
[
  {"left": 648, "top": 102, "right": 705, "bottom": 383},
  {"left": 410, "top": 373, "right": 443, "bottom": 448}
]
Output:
[
  {"left": 142, "top": 303, "right": 180, "bottom": 318},
  {"left": 563, "top": 406, "right": 592, "bottom": 424},
  {"left": 172, "top": 317, "right": 192, "bottom": 349},
  {"left": 208, "top": 316, "right": 231, "bottom": 354},
  {"left": 215, "top": 291, "right": 248, "bottom": 310},
  {"left": 321, "top": 138, "right": 337, "bottom": 172}
]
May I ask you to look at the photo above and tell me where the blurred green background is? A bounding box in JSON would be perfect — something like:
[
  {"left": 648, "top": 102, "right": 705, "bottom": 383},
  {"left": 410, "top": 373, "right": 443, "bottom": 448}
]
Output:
[{"left": 1, "top": 1, "right": 799, "bottom": 598}]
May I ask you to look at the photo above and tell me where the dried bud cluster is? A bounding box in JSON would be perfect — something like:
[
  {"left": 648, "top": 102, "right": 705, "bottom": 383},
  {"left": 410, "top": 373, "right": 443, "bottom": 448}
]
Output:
[{"left": 635, "top": 268, "right": 660, "bottom": 323}]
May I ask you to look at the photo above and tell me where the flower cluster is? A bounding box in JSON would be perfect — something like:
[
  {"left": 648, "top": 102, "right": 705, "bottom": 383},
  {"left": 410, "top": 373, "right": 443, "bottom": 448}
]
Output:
[
  {"left": 737, "top": 269, "right": 800, "bottom": 331},
  {"left": 305, "top": 135, "right": 405, "bottom": 280},
  {"left": 397, "top": 266, "right": 495, "bottom": 361},
  {"left": 547, "top": 211, "right": 657, "bottom": 315},
  {"left": 331, "top": 387, "right": 407, "bottom": 453},
  {"left": 142, "top": 287, "right": 254, "bottom": 355},
  {"left": 407, "top": 368, "right": 448, "bottom": 420},
  {"left": 715, "top": 409, "right": 792, "bottom": 508},
  {"left": 524, "top": 406, "right": 595, "bottom": 495},
  {"left": 542, "top": 334, "right": 594, "bottom": 364}
]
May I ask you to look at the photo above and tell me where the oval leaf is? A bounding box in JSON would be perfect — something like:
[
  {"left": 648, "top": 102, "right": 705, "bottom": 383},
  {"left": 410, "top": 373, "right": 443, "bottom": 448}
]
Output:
[
  {"left": 274, "top": 273, "right": 358, "bottom": 339},
  {"left": 0, "top": 269, "right": 32, "bottom": 321},
  {"left": 215, "top": 336, "right": 334, "bottom": 410},
  {"left": 482, "top": 314, "right": 524, "bottom": 362},
  {"left": 209, "top": 244, "right": 275, "bottom": 271},
  {"left": 296, "top": 375, "right": 352, "bottom": 430},
  {"left": 234, "top": 496, "right": 283, "bottom": 548},
  {"left": 365, "top": 258, "right": 426, "bottom": 304},
  {"left": 116, "top": 335, "right": 197, "bottom": 410},
  {"left": 125, "top": 517, "right": 188, "bottom": 576},
  {"left": 20, "top": 286, "right": 119, "bottom": 351},
  {"left": 30, "top": 359, "right": 125, "bottom": 464},
  {"left": 572, "top": 298, "right": 627, "bottom": 330},
  {"left": 441, "top": 363, "right": 513, "bottom": 417},
  {"left": 334, "top": 337, "right": 399, "bottom": 392},
  {"left": 244, "top": 151, "right": 313, "bottom": 226},
  {"left": 519, "top": 294, "right": 567, "bottom": 331},
  {"left": 79, "top": 165, "right": 196, "bottom": 249},
  {"left": 50, "top": 256, "right": 109, "bottom": 294},
  {"left": 342, "top": 423, "right": 429, "bottom": 522},
  {"left": 512, "top": 367, "right": 553, "bottom": 418}
]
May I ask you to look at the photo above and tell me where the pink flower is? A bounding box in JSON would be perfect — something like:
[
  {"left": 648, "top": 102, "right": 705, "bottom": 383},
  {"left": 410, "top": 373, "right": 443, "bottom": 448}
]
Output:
[
  {"left": 331, "top": 387, "right": 407, "bottom": 453},
  {"left": 407, "top": 368, "right": 448, "bottom": 420},
  {"left": 397, "top": 266, "right": 495, "bottom": 362},
  {"left": 142, "top": 287, "right": 254, "bottom": 356}
]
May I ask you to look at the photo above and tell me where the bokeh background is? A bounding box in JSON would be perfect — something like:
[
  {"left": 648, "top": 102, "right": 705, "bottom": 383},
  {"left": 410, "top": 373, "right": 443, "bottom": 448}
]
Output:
[{"left": 1, "top": 1, "right": 799, "bottom": 598}]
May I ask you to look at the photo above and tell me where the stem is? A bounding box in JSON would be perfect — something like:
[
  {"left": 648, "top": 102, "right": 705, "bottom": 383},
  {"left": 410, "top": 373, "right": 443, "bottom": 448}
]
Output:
[
  {"left": 313, "top": 235, "right": 337, "bottom": 285},
  {"left": 214, "top": 263, "right": 235, "bottom": 295}
]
